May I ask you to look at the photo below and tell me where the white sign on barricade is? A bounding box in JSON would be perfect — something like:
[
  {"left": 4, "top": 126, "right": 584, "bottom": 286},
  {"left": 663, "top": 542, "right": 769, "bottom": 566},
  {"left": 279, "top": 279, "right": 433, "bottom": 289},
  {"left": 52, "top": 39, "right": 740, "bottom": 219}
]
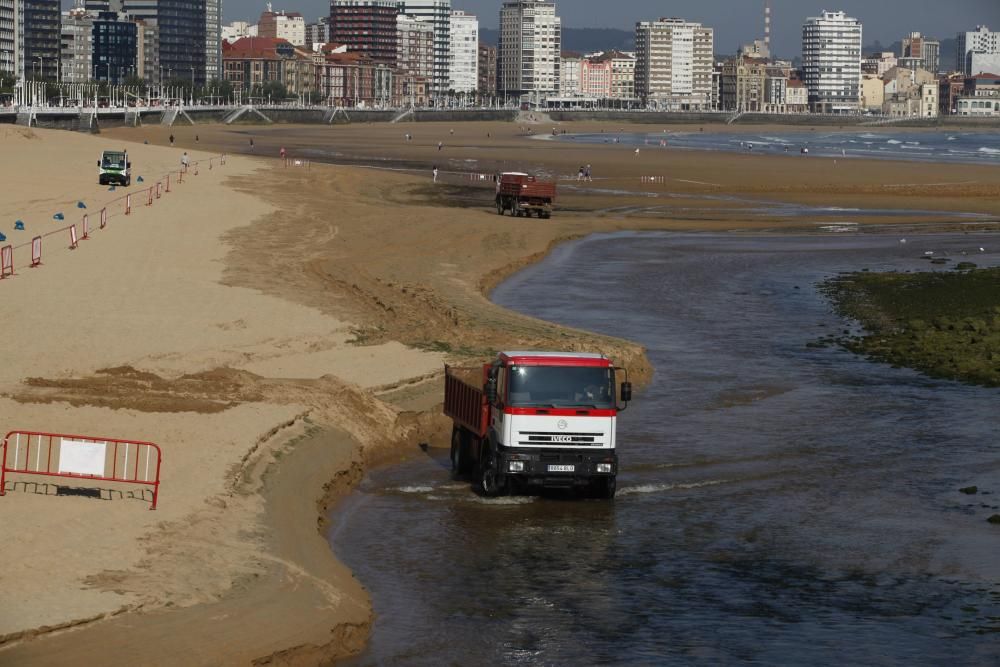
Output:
[
  {"left": 31, "top": 236, "right": 41, "bottom": 266},
  {"left": 58, "top": 439, "right": 107, "bottom": 476},
  {"left": 1, "top": 245, "right": 12, "bottom": 278}
]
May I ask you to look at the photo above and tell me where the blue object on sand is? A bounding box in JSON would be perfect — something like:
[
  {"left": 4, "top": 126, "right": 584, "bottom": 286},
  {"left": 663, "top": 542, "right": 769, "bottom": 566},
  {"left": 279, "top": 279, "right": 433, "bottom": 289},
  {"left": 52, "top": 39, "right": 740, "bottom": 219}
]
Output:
[
  {"left": 14, "top": 221, "right": 24, "bottom": 230},
  {"left": 53, "top": 213, "right": 64, "bottom": 221},
  {"left": 77, "top": 201, "right": 87, "bottom": 209},
  {"left": 0, "top": 232, "right": 6, "bottom": 242},
  {"left": 137, "top": 176, "right": 144, "bottom": 183}
]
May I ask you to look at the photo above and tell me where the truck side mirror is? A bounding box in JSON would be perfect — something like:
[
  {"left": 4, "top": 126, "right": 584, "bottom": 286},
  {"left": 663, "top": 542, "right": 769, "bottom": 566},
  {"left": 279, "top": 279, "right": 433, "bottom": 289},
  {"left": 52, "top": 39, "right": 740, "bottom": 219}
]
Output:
[
  {"left": 96, "top": 160, "right": 100, "bottom": 166},
  {"left": 620, "top": 382, "right": 632, "bottom": 403},
  {"left": 485, "top": 378, "right": 497, "bottom": 404}
]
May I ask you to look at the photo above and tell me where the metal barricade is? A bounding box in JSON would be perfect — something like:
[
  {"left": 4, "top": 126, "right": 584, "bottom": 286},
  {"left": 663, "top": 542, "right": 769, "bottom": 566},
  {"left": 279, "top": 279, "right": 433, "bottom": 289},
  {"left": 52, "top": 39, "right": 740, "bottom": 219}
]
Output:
[{"left": 1, "top": 431, "right": 162, "bottom": 509}]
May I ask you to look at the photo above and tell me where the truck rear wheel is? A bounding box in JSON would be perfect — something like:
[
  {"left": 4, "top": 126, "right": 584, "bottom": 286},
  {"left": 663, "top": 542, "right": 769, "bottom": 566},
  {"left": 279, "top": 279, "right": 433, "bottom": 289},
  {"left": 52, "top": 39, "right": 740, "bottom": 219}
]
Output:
[
  {"left": 496, "top": 200, "right": 503, "bottom": 215},
  {"left": 450, "top": 428, "right": 470, "bottom": 477}
]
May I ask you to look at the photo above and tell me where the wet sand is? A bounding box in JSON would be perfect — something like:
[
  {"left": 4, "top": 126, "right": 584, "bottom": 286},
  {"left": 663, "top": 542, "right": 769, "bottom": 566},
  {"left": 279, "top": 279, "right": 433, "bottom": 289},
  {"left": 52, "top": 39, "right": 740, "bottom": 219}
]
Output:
[{"left": 1, "top": 119, "right": 999, "bottom": 665}]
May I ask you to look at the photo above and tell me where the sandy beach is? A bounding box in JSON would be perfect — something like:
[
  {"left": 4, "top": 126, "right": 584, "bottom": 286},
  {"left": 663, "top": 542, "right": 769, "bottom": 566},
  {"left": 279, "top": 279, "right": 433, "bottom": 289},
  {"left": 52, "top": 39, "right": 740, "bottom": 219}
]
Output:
[{"left": 1, "top": 118, "right": 998, "bottom": 665}]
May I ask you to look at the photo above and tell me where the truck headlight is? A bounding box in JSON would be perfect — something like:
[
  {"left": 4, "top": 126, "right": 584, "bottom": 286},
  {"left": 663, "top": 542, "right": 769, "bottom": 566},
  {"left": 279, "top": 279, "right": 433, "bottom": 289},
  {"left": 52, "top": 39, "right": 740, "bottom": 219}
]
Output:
[
  {"left": 508, "top": 461, "right": 525, "bottom": 473},
  {"left": 596, "top": 463, "right": 613, "bottom": 473}
]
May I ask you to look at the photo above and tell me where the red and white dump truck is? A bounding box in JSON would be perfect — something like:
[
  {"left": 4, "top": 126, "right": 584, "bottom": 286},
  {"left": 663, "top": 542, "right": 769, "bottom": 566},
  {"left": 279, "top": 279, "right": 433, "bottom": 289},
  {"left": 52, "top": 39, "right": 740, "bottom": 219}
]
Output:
[
  {"left": 444, "top": 351, "right": 632, "bottom": 498},
  {"left": 495, "top": 172, "right": 557, "bottom": 218}
]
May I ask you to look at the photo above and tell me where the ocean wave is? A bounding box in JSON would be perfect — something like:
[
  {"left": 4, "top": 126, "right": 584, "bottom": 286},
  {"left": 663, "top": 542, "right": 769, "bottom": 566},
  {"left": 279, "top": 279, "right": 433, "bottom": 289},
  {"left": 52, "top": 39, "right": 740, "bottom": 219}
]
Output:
[
  {"left": 886, "top": 139, "right": 902, "bottom": 145},
  {"left": 978, "top": 147, "right": 1000, "bottom": 155}
]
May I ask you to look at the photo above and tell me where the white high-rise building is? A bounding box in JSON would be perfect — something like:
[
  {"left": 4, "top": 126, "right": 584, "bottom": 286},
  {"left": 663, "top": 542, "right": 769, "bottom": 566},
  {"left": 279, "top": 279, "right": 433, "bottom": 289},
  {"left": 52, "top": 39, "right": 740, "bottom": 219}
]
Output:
[
  {"left": 957, "top": 26, "right": 1000, "bottom": 76},
  {"left": 634, "top": 17, "right": 714, "bottom": 110},
  {"left": 0, "top": 0, "right": 19, "bottom": 77},
  {"left": 498, "top": 0, "right": 561, "bottom": 99},
  {"left": 205, "top": 0, "right": 221, "bottom": 81},
  {"left": 448, "top": 9, "right": 477, "bottom": 93},
  {"left": 397, "top": 0, "right": 451, "bottom": 96},
  {"left": 802, "top": 10, "right": 862, "bottom": 113}
]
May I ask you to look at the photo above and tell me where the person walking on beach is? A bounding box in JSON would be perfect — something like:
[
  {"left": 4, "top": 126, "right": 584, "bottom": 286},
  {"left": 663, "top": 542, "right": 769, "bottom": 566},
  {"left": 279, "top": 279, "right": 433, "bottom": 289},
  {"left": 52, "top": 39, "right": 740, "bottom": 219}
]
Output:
[
  {"left": 195, "top": 134, "right": 199, "bottom": 143},
  {"left": 249, "top": 138, "right": 254, "bottom": 152},
  {"left": 169, "top": 133, "right": 174, "bottom": 146},
  {"left": 577, "top": 166, "right": 585, "bottom": 181},
  {"left": 432, "top": 165, "right": 439, "bottom": 183},
  {"left": 280, "top": 147, "right": 287, "bottom": 160},
  {"left": 438, "top": 141, "right": 443, "bottom": 151},
  {"left": 585, "top": 164, "right": 592, "bottom": 181},
  {"left": 181, "top": 151, "right": 189, "bottom": 169}
]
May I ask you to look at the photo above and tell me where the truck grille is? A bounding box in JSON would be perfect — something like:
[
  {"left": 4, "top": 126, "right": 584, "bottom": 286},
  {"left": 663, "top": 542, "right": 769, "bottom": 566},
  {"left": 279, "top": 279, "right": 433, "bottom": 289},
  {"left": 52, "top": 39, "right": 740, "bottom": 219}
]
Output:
[{"left": 517, "top": 431, "right": 605, "bottom": 447}]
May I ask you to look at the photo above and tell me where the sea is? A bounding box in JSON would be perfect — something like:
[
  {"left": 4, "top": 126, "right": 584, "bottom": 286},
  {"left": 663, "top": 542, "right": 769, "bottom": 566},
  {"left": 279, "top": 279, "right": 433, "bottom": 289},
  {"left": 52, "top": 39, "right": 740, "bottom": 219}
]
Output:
[
  {"left": 330, "top": 232, "right": 1000, "bottom": 665},
  {"left": 559, "top": 130, "right": 1000, "bottom": 165}
]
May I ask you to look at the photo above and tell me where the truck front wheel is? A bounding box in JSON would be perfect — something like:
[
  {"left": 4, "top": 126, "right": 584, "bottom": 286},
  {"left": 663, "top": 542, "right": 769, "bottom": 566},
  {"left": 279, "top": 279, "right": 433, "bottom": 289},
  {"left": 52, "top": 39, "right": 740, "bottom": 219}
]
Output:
[
  {"left": 593, "top": 475, "right": 617, "bottom": 499},
  {"left": 479, "top": 454, "right": 507, "bottom": 497}
]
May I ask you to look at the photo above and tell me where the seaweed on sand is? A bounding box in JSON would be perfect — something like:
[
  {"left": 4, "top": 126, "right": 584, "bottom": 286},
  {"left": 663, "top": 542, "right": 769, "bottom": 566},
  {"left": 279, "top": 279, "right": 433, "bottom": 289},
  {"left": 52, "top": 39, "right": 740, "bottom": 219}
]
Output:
[{"left": 820, "top": 267, "right": 1000, "bottom": 387}]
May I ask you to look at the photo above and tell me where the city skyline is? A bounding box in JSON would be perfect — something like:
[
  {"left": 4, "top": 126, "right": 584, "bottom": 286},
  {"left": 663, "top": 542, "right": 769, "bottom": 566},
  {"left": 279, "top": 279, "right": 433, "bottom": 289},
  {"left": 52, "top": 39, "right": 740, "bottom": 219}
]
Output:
[{"left": 183, "top": 0, "right": 1000, "bottom": 58}]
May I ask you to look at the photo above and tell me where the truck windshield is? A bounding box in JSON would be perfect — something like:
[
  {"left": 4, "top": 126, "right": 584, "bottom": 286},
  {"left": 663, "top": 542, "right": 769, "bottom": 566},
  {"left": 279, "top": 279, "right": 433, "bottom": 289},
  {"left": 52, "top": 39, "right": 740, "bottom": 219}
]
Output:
[
  {"left": 507, "top": 365, "right": 615, "bottom": 409},
  {"left": 102, "top": 153, "right": 125, "bottom": 169}
]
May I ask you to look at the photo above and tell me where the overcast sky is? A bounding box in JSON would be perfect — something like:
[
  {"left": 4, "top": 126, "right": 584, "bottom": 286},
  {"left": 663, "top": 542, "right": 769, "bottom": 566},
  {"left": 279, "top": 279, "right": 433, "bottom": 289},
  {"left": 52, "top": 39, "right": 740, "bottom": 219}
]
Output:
[{"left": 140, "top": 0, "right": 999, "bottom": 59}]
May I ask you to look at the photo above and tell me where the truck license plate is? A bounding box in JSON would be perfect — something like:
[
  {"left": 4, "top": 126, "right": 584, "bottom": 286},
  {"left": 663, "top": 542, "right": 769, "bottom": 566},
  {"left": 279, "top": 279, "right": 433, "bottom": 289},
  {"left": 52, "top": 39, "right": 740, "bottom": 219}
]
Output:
[{"left": 548, "top": 464, "right": 575, "bottom": 472}]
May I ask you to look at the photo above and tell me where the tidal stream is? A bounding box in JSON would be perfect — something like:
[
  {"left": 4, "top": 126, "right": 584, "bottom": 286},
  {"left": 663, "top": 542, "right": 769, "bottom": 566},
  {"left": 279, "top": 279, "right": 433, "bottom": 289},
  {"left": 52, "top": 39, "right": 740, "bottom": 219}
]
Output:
[{"left": 330, "top": 232, "right": 1000, "bottom": 665}]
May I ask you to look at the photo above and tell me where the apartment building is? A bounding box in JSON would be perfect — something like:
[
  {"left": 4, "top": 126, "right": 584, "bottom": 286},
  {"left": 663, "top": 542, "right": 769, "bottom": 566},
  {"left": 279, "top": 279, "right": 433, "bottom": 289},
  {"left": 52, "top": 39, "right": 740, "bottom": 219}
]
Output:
[
  {"left": 498, "top": 0, "right": 561, "bottom": 99},
  {"left": 60, "top": 6, "right": 93, "bottom": 83},
  {"left": 957, "top": 25, "right": 1000, "bottom": 76},
  {"left": 259, "top": 8, "right": 306, "bottom": 47},
  {"left": 329, "top": 0, "right": 399, "bottom": 64},
  {"left": 448, "top": 9, "right": 477, "bottom": 93},
  {"left": 801, "top": 10, "right": 862, "bottom": 113},
  {"left": 397, "top": 1, "right": 451, "bottom": 95},
  {"left": 477, "top": 42, "right": 496, "bottom": 96},
  {"left": 634, "top": 17, "right": 714, "bottom": 110}
]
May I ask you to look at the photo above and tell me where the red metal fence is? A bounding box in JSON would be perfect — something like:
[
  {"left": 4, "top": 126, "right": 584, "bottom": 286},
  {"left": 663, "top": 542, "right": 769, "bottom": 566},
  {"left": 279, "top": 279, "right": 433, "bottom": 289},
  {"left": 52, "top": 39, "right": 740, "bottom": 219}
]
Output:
[{"left": 1, "top": 430, "right": 162, "bottom": 509}]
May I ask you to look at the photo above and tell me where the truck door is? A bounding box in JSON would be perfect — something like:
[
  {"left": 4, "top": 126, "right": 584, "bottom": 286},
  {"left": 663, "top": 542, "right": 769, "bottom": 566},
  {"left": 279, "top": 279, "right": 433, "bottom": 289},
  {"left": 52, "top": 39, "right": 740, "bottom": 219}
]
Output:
[{"left": 490, "top": 363, "right": 506, "bottom": 446}]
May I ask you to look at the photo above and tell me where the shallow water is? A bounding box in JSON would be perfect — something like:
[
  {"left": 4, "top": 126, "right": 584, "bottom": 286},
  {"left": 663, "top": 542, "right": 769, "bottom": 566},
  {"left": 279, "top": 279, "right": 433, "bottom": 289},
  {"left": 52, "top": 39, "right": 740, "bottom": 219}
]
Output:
[
  {"left": 562, "top": 130, "right": 1000, "bottom": 165},
  {"left": 330, "top": 232, "right": 1000, "bottom": 665}
]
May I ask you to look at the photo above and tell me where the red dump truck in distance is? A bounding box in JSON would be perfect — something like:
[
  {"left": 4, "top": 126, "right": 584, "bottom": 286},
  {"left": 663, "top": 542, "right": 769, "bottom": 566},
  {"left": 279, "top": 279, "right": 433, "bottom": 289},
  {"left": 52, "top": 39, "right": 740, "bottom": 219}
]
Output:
[
  {"left": 444, "top": 351, "right": 632, "bottom": 498},
  {"left": 495, "top": 172, "right": 556, "bottom": 218}
]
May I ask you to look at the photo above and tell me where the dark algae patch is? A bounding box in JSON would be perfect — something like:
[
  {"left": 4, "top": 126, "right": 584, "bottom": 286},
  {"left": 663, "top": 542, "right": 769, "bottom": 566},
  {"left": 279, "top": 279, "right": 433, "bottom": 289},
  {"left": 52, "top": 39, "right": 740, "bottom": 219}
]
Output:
[{"left": 821, "top": 266, "right": 1000, "bottom": 387}]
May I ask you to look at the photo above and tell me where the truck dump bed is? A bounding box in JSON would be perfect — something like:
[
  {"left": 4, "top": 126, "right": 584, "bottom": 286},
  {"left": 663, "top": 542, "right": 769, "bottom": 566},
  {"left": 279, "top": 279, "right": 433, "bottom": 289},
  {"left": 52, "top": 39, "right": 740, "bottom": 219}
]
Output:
[
  {"left": 498, "top": 175, "right": 557, "bottom": 200},
  {"left": 443, "top": 365, "right": 489, "bottom": 438}
]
